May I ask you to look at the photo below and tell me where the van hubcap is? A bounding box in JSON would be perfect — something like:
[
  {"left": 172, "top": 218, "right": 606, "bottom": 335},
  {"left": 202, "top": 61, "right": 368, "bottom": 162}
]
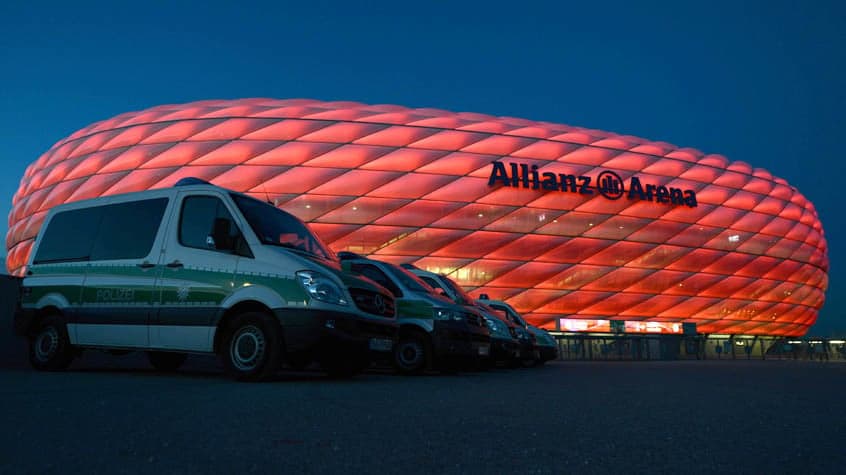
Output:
[
  {"left": 230, "top": 325, "right": 265, "bottom": 371},
  {"left": 35, "top": 327, "right": 59, "bottom": 362},
  {"left": 398, "top": 341, "right": 423, "bottom": 367}
]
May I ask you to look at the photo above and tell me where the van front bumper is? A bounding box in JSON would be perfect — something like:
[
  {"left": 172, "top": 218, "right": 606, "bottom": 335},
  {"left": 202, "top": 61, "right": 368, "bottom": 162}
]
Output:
[
  {"left": 432, "top": 320, "right": 491, "bottom": 360},
  {"left": 275, "top": 308, "right": 398, "bottom": 355},
  {"left": 490, "top": 336, "right": 520, "bottom": 362},
  {"left": 538, "top": 345, "right": 558, "bottom": 361}
]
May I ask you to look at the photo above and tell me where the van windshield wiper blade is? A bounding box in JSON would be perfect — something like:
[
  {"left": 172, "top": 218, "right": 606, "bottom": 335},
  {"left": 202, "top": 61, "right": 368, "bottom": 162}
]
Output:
[{"left": 264, "top": 240, "right": 317, "bottom": 257}]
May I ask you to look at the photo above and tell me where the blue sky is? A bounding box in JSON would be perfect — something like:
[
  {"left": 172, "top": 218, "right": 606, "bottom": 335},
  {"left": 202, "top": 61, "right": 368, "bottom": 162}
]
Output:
[{"left": 1, "top": 0, "right": 843, "bottom": 334}]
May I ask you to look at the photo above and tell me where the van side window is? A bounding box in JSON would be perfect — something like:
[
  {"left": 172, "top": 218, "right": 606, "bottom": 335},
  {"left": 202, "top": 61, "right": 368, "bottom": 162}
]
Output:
[
  {"left": 89, "top": 198, "right": 168, "bottom": 261},
  {"left": 33, "top": 198, "right": 168, "bottom": 264},
  {"left": 179, "top": 196, "right": 242, "bottom": 252},
  {"left": 33, "top": 207, "right": 103, "bottom": 263}
]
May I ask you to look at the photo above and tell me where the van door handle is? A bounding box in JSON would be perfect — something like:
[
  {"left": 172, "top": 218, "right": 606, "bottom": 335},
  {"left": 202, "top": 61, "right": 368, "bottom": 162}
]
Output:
[
  {"left": 166, "top": 260, "right": 184, "bottom": 269},
  {"left": 137, "top": 262, "right": 156, "bottom": 269}
]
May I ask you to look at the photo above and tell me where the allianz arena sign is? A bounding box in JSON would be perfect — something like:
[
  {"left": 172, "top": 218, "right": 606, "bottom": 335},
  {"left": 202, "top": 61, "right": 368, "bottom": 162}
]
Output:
[{"left": 489, "top": 161, "right": 698, "bottom": 207}]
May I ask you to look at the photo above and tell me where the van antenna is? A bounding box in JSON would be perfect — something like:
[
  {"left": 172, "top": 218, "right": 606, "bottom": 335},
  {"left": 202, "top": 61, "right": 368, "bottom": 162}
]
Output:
[{"left": 261, "top": 184, "right": 273, "bottom": 206}]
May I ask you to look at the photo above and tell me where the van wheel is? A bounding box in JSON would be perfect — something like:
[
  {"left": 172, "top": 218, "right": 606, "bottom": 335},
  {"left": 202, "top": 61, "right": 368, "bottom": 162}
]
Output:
[
  {"left": 220, "top": 312, "right": 282, "bottom": 382},
  {"left": 393, "top": 333, "right": 429, "bottom": 375},
  {"left": 147, "top": 351, "right": 187, "bottom": 371},
  {"left": 29, "top": 315, "right": 74, "bottom": 371}
]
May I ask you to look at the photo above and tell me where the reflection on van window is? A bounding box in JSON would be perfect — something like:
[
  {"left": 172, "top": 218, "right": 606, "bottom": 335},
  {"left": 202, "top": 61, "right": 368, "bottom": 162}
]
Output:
[
  {"left": 383, "top": 265, "right": 432, "bottom": 294},
  {"left": 440, "top": 277, "right": 474, "bottom": 306},
  {"left": 34, "top": 207, "right": 102, "bottom": 263},
  {"left": 179, "top": 196, "right": 241, "bottom": 252},
  {"left": 34, "top": 198, "right": 168, "bottom": 264},
  {"left": 231, "top": 194, "right": 334, "bottom": 261}
]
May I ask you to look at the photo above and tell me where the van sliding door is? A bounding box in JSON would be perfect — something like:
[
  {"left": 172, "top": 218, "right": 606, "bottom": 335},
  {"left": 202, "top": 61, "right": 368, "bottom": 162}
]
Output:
[{"left": 75, "top": 198, "right": 169, "bottom": 348}]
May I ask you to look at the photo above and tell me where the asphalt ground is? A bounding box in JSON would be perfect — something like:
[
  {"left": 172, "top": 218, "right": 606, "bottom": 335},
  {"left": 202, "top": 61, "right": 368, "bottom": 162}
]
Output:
[{"left": 1, "top": 350, "right": 845, "bottom": 475}]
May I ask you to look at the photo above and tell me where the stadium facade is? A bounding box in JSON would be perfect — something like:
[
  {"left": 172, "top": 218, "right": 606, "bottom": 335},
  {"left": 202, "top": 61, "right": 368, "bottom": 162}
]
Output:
[{"left": 6, "top": 99, "right": 829, "bottom": 337}]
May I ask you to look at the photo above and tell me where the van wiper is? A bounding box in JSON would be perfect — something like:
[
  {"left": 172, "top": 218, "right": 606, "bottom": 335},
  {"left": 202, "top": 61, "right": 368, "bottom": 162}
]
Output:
[{"left": 264, "top": 241, "right": 331, "bottom": 260}]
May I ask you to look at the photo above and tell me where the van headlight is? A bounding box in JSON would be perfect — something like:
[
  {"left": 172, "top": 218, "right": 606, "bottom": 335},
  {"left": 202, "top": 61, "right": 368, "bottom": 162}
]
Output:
[
  {"left": 485, "top": 317, "right": 508, "bottom": 337},
  {"left": 433, "top": 308, "right": 462, "bottom": 321},
  {"left": 296, "top": 271, "right": 348, "bottom": 306}
]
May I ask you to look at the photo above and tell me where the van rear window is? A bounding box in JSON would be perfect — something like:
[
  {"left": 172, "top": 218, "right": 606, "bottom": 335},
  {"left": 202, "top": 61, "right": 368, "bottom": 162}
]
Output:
[{"left": 33, "top": 198, "right": 168, "bottom": 264}]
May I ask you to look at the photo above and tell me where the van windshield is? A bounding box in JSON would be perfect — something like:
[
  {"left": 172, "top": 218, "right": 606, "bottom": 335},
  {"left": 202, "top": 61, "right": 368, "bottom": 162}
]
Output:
[
  {"left": 231, "top": 194, "right": 335, "bottom": 261},
  {"left": 383, "top": 264, "right": 435, "bottom": 294},
  {"left": 440, "top": 276, "right": 473, "bottom": 306}
]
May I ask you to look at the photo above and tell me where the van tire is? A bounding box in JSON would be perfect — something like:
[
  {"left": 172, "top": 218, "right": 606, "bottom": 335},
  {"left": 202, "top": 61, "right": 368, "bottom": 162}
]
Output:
[
  {"left": 393, "top": 332, "right": 430, "bottom": 375},
  {"left": 220, "top": 312, "right": 282, "bottom": 382},
  {"left": 29, "top": 315, "right": 74, "bottom": 371},
  {"left": 147, "top": 351, "right": 187, "bottom": 371}
]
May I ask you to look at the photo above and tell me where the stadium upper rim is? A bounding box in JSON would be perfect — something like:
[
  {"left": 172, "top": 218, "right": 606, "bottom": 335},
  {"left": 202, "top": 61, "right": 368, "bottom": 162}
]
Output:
[{"left": 20, "top": 97, "right": 798, "bottom": 196}]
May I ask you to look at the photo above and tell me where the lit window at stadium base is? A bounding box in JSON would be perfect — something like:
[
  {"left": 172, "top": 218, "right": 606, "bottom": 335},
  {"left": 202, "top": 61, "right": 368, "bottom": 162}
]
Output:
[{"left": 6, "top": 99, "right": 828, "bottom": 337}]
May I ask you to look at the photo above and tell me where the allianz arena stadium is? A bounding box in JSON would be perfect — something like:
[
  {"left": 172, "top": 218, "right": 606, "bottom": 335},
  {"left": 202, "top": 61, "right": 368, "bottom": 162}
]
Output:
[{"left": 6, "top": 98, "right": 829, "bottom": 337}]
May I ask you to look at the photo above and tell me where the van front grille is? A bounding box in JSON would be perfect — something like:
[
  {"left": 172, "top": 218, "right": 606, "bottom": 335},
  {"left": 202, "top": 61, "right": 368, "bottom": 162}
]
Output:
[{"left": 350, "top": 288, "right": 395, "bottom": 319}]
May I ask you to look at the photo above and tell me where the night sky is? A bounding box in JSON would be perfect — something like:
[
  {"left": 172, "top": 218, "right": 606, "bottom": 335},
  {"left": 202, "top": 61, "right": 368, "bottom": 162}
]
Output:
[{"left": 1, "top": 1, "right": 843, "bottom": 334}]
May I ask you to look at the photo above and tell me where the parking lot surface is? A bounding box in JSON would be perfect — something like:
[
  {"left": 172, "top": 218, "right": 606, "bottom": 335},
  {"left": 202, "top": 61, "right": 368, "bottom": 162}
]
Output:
[{"left": 1, "top": 355, "right": 845, "bottom": 475}]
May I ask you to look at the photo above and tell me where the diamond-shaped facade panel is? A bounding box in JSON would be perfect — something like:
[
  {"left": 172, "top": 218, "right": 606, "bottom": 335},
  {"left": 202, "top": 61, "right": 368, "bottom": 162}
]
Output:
[{"left": 6, "top": 98, "right": 829, "bottom": 336}]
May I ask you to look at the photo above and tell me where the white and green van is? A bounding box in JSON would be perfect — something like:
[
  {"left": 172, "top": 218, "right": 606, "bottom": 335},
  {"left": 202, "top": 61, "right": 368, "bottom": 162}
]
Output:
[{"left": 14, "top": 178, "right": 397, "bottom": 381}]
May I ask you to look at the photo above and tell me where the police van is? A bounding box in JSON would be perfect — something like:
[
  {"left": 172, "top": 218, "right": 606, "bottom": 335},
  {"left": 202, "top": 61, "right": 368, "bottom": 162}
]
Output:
[
  {"left": 338, "top": 253, "right": 490, "bottom": 374},
  {"left": 14, "top": 178, "right": 397, "bottom": 381}
]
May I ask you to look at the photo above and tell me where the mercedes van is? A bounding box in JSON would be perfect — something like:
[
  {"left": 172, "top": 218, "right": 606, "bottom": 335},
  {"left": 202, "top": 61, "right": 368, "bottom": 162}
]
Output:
[
  {"left": 338, "top": 253, "right": 490, "bottom": 374},
  {"left": 477, "top": 295, "right": 558, "bottom": 365},
  {"left": 14, "top": 178, "right": 397, "bottom": 381},
  {"left": 400, "top": 265, "right": 533, "bottom": 367}
]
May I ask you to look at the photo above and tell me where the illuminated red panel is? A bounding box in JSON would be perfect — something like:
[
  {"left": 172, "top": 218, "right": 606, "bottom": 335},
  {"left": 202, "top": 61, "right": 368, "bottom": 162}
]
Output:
[
  {"left": 539, "top": 265, "right": 614, "bottom": 290},
  {"left": 310, "top": 170, "right": 401, "bottom": 196},
  {"left": 539, "top": 291, "right": 613, "bottom": 314},
  {"left": 510, "top": 140, "right": 579, "bottom": 160},
  {"left": 433, "top": 231, "right": 519, "bottom": 259},
  {"left": 423, "top": 176, "right": 490, "bottom": 203},
  {"left": 240, "top": 119, "right": 331, "bottom": 141},
  {"left": 582, "top": 241, "right": 656, "bottom": 267},
  {"left": 486, "top": 262, "right": 570, "bottom": 289},
  {"left": 302, "top": 144, "right": 393, "bottom": 169},
  {"left": 7, "top": 98, "right": 828, "bottom": 337},
  {"left": 581, "top": 292, "right": 652, "bottom": 315},
  {"left": 367, "top": 173, "right": 456, "bottom": 199},
  {"left": 372, "top": 228, "right": 471, "bottom": 256},
  {"left": 139, "top": 119, "right": 226, "bottom": 144},
  {"left": 360, "top": 148, "right": 447, "bottom": 172},
  {"left": 621, "top": 295, "right": 689, "bottom": 316},
  {"left": 409, "top": 130, "right": 491, "bottom": 151},
  {"left": 353, "top": 126, "right": 438, "bottom": 147},
  {"left": 139, "top": 141, "right": 228, "bottom": 168},
  {"left": 99, "top": 123, "right": 170, "bottom": 151},
  {"left": 316, "top": 197, "right": 409, "bottom": 225},
  {"left": 665, "top": 273, "right": 725, "bottom": 296},
  {"left": 431, "top": 204, "right": 517, "bottom": 230},
  {"left": 581, "top": 267, "right": 655, "bottom": 292},
  {"left": 328, "top": 225, "right": 416, "bottom": 255},
  {"left": 373, "top": 200, "right": 463, "bottom": 227}
]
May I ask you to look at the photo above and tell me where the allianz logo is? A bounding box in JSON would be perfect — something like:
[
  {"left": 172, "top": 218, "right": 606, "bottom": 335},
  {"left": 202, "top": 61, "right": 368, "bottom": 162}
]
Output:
[{"left": 487, "top": 161, "right": 698, "bottom": 208}]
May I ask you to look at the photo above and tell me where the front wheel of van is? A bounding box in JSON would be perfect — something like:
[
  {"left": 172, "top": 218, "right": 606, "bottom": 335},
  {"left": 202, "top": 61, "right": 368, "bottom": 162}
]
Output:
[
  {"left": 29, "top": 315, "right": 74, "bottom": 371},
  {"left": 220, "top": 312, "right": 282, "bottom": 382},
  {"left": 147, "top": 351, "right": 187, "bottom": 372},
  {"left": 393, "top": 334, "right": 430, "bottom": 375}
]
